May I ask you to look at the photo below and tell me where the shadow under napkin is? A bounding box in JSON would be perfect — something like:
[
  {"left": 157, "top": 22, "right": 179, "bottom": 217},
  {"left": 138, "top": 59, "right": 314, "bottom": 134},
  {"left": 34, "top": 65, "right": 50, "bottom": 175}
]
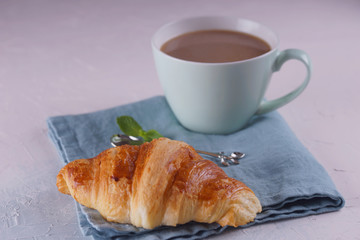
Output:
[{"left": 48, "top": 96, "right": 344, "bottom": 240}]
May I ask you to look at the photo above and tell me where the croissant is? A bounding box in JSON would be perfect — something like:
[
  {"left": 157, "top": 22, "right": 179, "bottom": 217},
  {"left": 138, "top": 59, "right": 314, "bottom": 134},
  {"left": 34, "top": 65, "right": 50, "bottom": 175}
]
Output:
[{"left": 57, "top": 137, "right": 261, "bottom": 229}]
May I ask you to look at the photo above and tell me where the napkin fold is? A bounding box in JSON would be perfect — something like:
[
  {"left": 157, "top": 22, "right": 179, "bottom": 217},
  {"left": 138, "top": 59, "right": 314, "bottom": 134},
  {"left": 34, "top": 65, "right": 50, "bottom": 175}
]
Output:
[{"left": 48, "top": 96, "right": 344, "bottom": 240}]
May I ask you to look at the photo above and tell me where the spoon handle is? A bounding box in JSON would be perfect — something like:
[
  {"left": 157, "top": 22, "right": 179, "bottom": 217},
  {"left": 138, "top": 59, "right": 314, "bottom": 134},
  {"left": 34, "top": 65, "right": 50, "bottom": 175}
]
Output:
[{"left": 195, "top": 150, "right": 230, "bottom": 160}]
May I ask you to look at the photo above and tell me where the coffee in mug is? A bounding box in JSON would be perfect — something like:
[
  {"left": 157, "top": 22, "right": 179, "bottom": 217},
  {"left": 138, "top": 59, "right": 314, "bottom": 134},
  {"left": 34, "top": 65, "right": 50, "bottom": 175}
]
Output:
[{"left": 161, "top": 30, "right": 271, "bottom": 63}]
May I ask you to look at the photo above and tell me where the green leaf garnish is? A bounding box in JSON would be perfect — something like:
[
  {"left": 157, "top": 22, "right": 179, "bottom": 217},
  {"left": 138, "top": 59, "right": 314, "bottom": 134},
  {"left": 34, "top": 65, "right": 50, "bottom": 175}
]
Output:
[
  {"left": 116, "top": 116, "right": 163, "bottom": 142},
  {"left": 116, "top": 116, "right": 143, "bottom": 137},
  {"left": 141, "top": 129, "right": 163, "bottom": 142}
]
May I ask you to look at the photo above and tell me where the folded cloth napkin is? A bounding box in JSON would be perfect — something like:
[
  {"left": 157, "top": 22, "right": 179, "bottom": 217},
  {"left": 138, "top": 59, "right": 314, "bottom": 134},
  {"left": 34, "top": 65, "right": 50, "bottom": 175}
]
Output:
[{"left": 47, "top": 96, "right": 344, "bottom": 240}]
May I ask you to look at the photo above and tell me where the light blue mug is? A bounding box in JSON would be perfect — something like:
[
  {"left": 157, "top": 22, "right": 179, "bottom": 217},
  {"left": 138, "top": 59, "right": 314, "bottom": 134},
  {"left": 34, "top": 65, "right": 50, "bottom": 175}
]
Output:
[{"left": 152, "top": 16, "right": 311, "bottom": 134}]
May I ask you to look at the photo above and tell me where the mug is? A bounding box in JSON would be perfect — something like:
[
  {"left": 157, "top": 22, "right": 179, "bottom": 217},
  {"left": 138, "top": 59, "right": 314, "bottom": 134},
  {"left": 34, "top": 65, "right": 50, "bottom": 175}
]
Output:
[{"left": 152, "top": 16, "right": 312, "bottom": 134}]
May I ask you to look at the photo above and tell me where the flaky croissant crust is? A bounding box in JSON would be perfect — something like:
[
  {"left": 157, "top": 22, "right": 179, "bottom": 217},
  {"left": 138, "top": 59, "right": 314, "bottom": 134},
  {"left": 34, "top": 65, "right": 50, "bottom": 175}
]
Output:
[{"left": 57, "top": 138, "right": 261, "bottom": 229}]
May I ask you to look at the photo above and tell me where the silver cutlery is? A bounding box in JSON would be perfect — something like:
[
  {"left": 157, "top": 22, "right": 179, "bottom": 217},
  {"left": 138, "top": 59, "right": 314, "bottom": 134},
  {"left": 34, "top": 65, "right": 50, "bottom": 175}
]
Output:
[{"left": 110, "top": 134, "right": 245, "bottom": 166}]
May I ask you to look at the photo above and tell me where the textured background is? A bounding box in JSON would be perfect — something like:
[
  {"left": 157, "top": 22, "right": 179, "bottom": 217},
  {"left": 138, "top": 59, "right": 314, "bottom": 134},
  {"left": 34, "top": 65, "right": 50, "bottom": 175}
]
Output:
[{"left": 1, "top": 0, "right": 359, "bottom": 239}]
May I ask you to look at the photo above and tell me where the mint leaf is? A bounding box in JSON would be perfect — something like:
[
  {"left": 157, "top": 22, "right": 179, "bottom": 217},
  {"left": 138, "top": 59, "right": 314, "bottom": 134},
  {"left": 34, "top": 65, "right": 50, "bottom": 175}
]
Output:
[
  {"left": 141, "top": 129, "right": 163, "bottom": 142},
  {"left": 116, "top": 116, "right": 143, "bottom": 137},
  {"left": 116, "top": 116, "right": 164, "bottom": 143}
]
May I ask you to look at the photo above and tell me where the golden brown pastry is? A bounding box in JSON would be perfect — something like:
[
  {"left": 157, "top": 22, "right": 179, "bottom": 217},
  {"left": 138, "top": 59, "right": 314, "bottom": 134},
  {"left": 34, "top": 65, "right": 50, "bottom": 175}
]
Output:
[{"left": 57, "top": 138, "right": 261, "bottom": 229}]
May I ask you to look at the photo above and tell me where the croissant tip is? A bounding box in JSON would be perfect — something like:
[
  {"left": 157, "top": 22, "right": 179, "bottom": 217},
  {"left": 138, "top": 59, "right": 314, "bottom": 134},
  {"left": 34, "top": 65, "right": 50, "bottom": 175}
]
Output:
[{"left": 56, "top": 169, "right": 71, "bottom": 195}]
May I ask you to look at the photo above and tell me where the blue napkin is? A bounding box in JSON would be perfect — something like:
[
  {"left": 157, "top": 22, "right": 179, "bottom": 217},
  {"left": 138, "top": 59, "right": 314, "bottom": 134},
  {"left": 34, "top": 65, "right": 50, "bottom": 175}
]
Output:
[{"left": 48, "top": 96, "right": 344, "bottom": 240}]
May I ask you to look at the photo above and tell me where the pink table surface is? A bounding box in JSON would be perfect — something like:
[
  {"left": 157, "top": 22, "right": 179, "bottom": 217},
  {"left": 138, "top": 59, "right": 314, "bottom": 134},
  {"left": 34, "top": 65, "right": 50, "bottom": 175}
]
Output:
[{"left": 1, "top": 0, "right": 359, "bottom": 239}]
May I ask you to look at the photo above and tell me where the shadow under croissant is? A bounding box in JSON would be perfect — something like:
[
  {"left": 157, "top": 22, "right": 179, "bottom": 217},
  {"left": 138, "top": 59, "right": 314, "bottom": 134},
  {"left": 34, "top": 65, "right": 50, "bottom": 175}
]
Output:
[
  {"left": 78, "top": 201, "right": 262, "bottom": 239},
  {"left": 81, "top": 203, "right": 221, "bottom": 233}
]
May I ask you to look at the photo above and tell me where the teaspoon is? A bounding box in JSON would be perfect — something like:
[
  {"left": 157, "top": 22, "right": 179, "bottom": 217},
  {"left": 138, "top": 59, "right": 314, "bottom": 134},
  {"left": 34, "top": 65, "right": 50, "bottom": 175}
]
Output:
[{"left": 110, "top": 134, "right": 245, "bottom": 166}]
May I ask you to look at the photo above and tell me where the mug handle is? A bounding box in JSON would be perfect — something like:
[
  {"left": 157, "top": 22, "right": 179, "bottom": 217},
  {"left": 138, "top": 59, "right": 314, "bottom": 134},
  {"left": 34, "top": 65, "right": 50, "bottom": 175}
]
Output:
[{"left": 255, "top": 49, "right": 312, "bottom": 115}]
